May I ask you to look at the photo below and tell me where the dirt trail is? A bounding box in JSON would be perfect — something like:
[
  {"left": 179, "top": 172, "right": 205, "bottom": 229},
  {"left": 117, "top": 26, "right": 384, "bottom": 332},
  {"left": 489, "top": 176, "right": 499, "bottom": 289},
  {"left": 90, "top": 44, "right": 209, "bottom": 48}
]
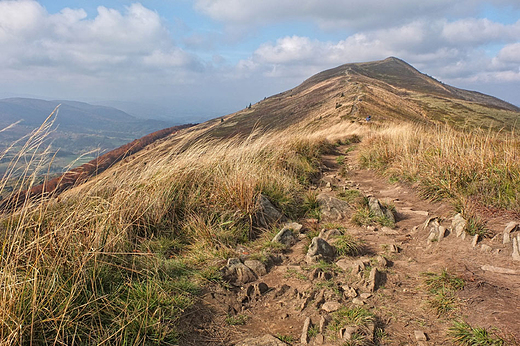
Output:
[{"left": 182, "top": 144, "right": 520, "bottom": 345}]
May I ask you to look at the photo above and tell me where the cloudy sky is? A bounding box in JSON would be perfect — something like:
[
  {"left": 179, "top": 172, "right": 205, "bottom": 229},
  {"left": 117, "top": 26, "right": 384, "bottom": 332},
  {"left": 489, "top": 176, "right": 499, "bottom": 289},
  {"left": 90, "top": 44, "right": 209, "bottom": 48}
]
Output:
[{"left": 1, "top": 0, "right": 519, "bottom": 121}]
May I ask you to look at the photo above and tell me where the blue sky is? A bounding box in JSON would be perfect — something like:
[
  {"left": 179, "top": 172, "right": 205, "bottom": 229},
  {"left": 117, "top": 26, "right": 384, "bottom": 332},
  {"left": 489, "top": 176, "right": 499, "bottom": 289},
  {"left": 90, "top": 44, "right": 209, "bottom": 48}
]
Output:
[{"left": 1, "top": 0, "right": 519, "bottom": 121}]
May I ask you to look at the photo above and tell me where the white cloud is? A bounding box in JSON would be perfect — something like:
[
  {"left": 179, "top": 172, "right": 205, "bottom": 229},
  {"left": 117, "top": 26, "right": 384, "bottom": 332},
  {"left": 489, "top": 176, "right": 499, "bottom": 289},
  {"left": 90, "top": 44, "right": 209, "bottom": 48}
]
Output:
[
  {"left": 0, "top": 1, "right": 201, "bottom": 81},
  {"left": 194, "top": 0, "right": 520, "bottom": 30}
]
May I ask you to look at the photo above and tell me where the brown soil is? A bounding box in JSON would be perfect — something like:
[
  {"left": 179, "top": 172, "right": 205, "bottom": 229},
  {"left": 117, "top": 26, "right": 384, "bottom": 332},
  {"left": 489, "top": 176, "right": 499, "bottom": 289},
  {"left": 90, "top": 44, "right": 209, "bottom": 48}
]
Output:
[{"left": 180, "top": 144, "right": 520, "bottom": 346}]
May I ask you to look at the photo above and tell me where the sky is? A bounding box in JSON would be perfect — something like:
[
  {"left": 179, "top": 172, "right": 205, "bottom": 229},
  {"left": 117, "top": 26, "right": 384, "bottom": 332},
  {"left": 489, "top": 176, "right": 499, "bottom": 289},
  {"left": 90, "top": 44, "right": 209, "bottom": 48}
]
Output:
[{"left": 0, "top": 0, "right": 519, "bottom": 122}]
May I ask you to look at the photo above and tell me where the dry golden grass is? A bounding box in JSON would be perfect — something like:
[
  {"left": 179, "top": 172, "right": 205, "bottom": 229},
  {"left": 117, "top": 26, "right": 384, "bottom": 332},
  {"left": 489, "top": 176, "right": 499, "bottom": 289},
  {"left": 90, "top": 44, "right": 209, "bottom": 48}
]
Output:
[
  {"left": 359, "top": 123, "right": 520, "bottom": 215},
  {"left": 0, "top": 117, "right": 361, "bottom": 344}
]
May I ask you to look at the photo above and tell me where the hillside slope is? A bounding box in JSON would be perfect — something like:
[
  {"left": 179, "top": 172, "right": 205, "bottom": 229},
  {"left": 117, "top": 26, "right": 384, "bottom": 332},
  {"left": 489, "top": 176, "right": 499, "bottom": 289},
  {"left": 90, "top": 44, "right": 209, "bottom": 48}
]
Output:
[
  {"left": 207, "top": 57, "right": 519, "bottom": 138},
  {"left": 1, "top": 58, "right": 519, "bottom": 345}
]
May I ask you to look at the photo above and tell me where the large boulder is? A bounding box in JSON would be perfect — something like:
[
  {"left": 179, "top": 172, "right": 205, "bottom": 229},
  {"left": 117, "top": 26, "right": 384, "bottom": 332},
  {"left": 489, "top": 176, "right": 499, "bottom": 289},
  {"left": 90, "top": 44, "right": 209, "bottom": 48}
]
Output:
[{"left": 306, "top": 237, "right": 335, "bottom": 263}]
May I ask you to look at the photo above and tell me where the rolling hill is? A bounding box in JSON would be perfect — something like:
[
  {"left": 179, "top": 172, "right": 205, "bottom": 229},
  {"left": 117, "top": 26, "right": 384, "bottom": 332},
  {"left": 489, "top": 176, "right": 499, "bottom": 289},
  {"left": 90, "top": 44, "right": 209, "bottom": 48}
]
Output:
[{"left": 1, "top": 58, "right": 519, "bottom": 345}]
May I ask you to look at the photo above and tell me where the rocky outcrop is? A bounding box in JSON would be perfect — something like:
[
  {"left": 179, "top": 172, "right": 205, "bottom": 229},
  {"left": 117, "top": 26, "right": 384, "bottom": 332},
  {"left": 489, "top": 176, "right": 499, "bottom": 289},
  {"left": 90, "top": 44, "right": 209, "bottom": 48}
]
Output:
[{"left": 272, "top": 223, "right": 302, "bottom": 246}]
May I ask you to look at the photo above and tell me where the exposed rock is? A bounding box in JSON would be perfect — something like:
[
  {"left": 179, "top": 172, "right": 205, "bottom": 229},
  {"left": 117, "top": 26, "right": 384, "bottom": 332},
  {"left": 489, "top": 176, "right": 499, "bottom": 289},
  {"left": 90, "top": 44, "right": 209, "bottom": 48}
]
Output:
[
  {"left": 321, "top": 301, "right": 342, "bottom": 313},
  {"left": 342, "top": 285, "right": 358, "bottom": 298},
  {"left": 272, "top": 227, "right": 296, "bottom": 246},
  {"left": 376, "top": 255, "right": 388, "bottom": 267},
  {"left": 352, "top": 297, "right": 365, "bottom": 305},
  {"left": 423, "top": 217, "right": 440, "bottom": 233},
  {"left": 313, "top": 289, "right": 326, "bottom": 308},
  {"left": 301, "top": 317, "right": 311, "bottom": 345},
  {"left": 221, "top": 258, "right": 257, "bottom": 285},
  {"left": 253, "top": 194, "right": 286, "bottom": 229},
  {"left": 319, "top": 315, "right": 331, "bottom": 333},
  {"left": 368, "top": 197, "right": 395, "bottom": 223},
  {"left": 367, "top": 225, "right": 378, "bottom": 232},
  {"left": 340, "top": 326, "right": 358, "bottom": 341},
  {"left": 481, "top": 265, "right": 520, "bottom": 275},
  {"left": 472, "top": 234, "right": 480, "bottom": 248},
  {"left": 335, "top": 258, "right": 351, "bottom": 271},
  {"left": 319, "top": 228, "right": 341, "bottom": 241},
  {"left": 306, "top": 237, "right": 335, "bottom": 263},
  {"left": 438, "top": 226, "right": 447, "bottom": 241},
  {"left": 360, "top": 293, "right": 372, "bottom": 299},
  {"left": 414, "top": 330, "right": 428, "bottom": 342},
  {"left": 513, "top": 236, "right": 520, "bottom": 261},
  {"left": 236, "top": 334, "right": 288, "bottom": 346},
  {"left": 244, "top": 260, "right": 267, "bottom": 277},
  {"left": 452, "top": 213, "right": 467, "bottom": 237},
  {"left": 480, "top": 244, "right": 492, "bottom": 253},
  {"left": 317, "top": 193, "right": 351, "bottom": 221},
  {"left": 389, "top": 244, "right": 400, "bottom": 253},
  {"left": 274, "top": 284, "right": 291, "bottom": 298},
  {"left": 368, "top": 267, "right": 381, "bottom": 292},
  {"left": 284, "top": 222, "right": 303, "bottom": 233},
  {"left": 503, "top": 221, "right": 519, "bottom": 244},
  {"left": 315, "top": 334, "right": 324, "bottom": 344}
]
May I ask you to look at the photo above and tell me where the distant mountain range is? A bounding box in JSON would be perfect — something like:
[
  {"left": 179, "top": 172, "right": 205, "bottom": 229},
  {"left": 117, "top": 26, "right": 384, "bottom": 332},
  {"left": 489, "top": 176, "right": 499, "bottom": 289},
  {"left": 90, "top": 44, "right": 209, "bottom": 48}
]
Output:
[{"left": 0, "top": 97, "right": 176, "bottom": 153}]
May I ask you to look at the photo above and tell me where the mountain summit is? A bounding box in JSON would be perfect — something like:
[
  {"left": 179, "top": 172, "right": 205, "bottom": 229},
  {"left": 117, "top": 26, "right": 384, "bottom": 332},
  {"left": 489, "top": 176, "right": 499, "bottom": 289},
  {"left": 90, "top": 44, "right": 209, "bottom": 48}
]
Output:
[{"left": 208, "top": 57, "right": 519, "bottom": 138}]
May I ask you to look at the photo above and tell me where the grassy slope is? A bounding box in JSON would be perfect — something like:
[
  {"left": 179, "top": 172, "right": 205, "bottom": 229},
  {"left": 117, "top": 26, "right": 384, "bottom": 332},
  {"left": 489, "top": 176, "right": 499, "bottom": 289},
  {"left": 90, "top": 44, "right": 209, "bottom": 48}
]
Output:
[{"left": 0, "top": 57, "right": 519, "bottom": 344}]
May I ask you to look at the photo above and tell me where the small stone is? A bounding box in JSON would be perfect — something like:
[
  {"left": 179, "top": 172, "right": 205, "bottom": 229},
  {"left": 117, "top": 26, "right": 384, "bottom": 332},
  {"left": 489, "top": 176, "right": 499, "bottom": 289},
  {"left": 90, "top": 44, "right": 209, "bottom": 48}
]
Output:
[
  {"left": 452, "top": 213, "right": 467, "bottom": 237},
  {"left": 438, "top": 226, "right": 447, "bottom": 241},
  {"left": 513, "top": 236, "right": 520, "bottom": 261},
  {"left": 480, "top": 244, "right": 492, "bottom": 253},
  {"left": 301, "top": 317, "right": 311, "bottom": 345},
  {"left": 389, "top": 244, "right": 400, "bottom": 253},
  {"left": 272, "top": 227, "right": 296, "bottom": 246},
  {"left": 306, "top": 237, "right": 335, "bottom": 263},
  {"left": 472, "top": 234, "right": 480, "bottom": 248},
  {"left": 377, "top": 255, "right": 388, "bottom": 267},
  {"left": 335, "top": 258, "right": 351, "bottom": 271},
  {"left": 340, "top": 326, "right": 358, "bottom": 341},
  {"left": 414, "top": 330, "right": 428, "bottom": 342},
  {"left": 503, "top": 221, "right": 519, "bottom": 244},
  {"left": 367, "top": 225, "right": 378, "bottom": 232},
  {"left": 319, "top": 228, "right": 341, "bottom": 240},
  {"left": 360, "top": 293, "right": 372, "bottom": 299},
  {"left": 280, "top": 313, "right": 289, "bottom": 320},
  {"left": 368, "top": 267, "right": 381, "bottom": 292},
  {"left": 319, "top": 315, "right": 331, "bottom": 333},
  {"left": 315, "top": 334, "right": 324, "bottom": 344},
  {"left": 321, "top": 301, "right": 342, "bottom": 312},
  {"left": 244, "top": 260, "right": 267, "bottom": 277},
  {"left": 342, "top": 285, "right": 358, "bottom": 298},
  {"left": 313, "top": 289, "right": 326, "bottom": 308},
  {"left": 352, "top": 297, "right": 365, "bottom": 305}
]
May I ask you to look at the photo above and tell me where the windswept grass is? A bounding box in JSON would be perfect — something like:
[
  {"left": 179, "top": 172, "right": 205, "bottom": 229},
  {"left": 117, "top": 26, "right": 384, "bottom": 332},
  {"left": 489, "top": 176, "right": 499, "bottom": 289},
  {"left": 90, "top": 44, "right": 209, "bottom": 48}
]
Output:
[
  {"left": 359, "top": 124, "right": 520, "bottom": 213},
  {"left": 449, "top": 321, "right": 504, "bottom": 346},
  {"left": 0, "top": 116, "right": 362, "bottom": 344}
]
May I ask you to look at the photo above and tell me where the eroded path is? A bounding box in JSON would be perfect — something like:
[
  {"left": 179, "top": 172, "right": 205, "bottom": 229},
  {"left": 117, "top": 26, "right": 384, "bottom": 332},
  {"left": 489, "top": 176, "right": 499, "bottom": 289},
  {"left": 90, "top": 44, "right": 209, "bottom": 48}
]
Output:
[{"left": 181, "top": 144, "right": 520, "bottom": 346}]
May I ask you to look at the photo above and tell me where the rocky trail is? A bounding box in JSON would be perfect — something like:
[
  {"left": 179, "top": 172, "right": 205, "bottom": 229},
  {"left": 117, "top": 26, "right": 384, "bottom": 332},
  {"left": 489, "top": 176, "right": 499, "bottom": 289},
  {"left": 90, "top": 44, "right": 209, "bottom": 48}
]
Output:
[{"left": 181, "top": 144, "right": 520, "bottom": 346}]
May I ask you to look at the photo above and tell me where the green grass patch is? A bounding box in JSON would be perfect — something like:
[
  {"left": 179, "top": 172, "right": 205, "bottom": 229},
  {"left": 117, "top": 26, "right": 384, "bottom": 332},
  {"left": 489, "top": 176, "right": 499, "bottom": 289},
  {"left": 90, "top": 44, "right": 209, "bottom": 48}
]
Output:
[
  {"left": 422, "top": 270, "right": 464, "bottom": 316},
  {"left": 335, "top": 234, "right": 364, "bottom": 256},
  {"left": 449, "top": 321, "right": 504, "bottom": 346}
]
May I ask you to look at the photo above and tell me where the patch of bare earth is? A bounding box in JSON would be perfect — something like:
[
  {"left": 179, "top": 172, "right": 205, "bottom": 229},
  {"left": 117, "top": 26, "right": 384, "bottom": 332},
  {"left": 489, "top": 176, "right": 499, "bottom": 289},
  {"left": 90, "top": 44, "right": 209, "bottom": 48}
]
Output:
[{"left": 180, "top": 145, "right": 520, "bottom": 346}]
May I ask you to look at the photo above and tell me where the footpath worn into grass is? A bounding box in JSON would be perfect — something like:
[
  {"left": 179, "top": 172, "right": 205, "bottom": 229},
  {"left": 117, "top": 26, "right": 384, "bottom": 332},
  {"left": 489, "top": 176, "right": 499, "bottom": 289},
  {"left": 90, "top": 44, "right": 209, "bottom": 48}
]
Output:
[{"left": 182, "top": 141, "right": 520, "bottom": 345}]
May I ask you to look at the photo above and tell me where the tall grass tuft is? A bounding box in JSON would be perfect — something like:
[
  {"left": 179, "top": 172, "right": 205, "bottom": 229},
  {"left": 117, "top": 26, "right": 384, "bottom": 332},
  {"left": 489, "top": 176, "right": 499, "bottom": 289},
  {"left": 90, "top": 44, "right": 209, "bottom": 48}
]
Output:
[{"left": 358, "top": 124, "right": 520, "bottom": 214}]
